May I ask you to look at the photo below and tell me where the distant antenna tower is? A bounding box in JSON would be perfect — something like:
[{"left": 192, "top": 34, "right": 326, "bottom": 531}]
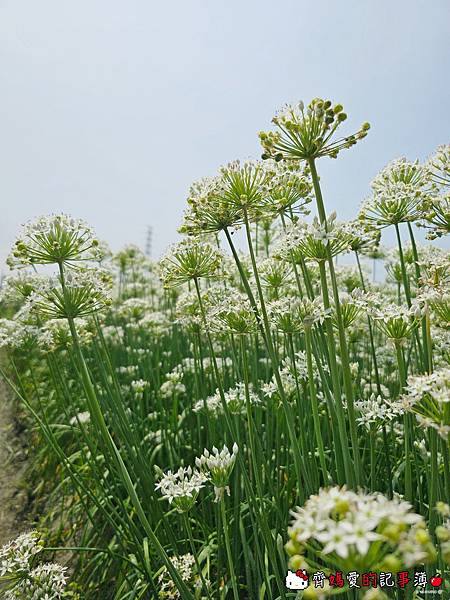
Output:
[{"left": 145, "top": 226, "right": 153, "bottom": 257}]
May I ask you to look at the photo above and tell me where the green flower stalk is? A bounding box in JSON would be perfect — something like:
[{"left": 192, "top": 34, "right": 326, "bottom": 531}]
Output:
[
  {"left": 196, "top": 443, "right": 240, "bottom": 600},
  {"left": 259, "top": 99, "right": 369, "bottom": 485}
]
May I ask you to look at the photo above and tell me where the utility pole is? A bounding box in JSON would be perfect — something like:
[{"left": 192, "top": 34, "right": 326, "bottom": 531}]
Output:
[{"left": 145, "top": 226, "right": 153, "bottom": 257}]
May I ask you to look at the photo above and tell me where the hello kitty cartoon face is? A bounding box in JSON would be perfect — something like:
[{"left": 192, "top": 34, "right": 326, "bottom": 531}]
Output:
[{"left": 285, "top": 569, "right": 309, "bottom": 590}]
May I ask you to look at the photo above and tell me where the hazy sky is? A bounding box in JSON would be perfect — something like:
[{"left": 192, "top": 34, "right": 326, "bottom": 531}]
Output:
[{"left": 1, "top": 0, "right": 449, "bottom": 270}]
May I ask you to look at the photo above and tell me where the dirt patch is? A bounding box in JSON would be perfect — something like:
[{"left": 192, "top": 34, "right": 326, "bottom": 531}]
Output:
[{"left": 0, "top": 381, "right": 29, "bottom": 546}]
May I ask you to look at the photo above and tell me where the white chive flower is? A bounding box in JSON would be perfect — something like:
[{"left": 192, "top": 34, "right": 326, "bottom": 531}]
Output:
[
  {"left": 7, "top": 214, "right": 103, "bottom": 268},
  {"left": 287, "top": 487, "right": 435, "bottom": 572},
  {"left": 0, "top": 531, "right": 43, "bottom": 577},
  {"left": 155, "top": 466, "right": 207, "bottom": 513},
  {"left": 195, "top": 443, "right": 239, "bottom": 501}
]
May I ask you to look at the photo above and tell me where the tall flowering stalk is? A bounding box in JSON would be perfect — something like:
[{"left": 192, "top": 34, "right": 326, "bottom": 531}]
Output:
[{"left": 260, "top": 99, "right": 369, "bottom": 486}]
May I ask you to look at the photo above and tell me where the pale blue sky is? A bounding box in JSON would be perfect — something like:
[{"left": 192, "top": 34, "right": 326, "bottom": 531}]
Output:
[{"left": 1, "top": 0, "right": 449, "bottom": 269}]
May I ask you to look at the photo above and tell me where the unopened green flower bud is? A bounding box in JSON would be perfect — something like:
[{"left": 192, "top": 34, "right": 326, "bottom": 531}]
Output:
[
  {"left": 363, "top": 589, "right": 387, "bottom": 600},
  {"left": 436, "top": 502, "right": 450, "bottom": 517},
  {"left": 334, "top": 498, "right": 350, "bottom": 515},
  {"left": 303, "top": 586, "right": 319, "bottom": 599},
  {"left": 436, "top": 526, "right": 450, "bottom": 542},
  {"left": 284, "top": 539, "right": 303, "bottom": 556},
  {"left": 288, "top": 554, "right": 308, "bottom": 571},
  {"left": 415, "top": 529, "right": 430, "bottom": 544},
  {"left": 381, "top": 554, "right": 401, "bottom": 572},
  {"left": 337, "top": 112, "right": 347, "bottom": 122},
  {"left": 424, "top": 544, "right": 437, "bottom": 563}
]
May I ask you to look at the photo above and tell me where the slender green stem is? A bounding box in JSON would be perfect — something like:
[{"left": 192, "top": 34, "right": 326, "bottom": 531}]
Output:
[
  {"left": 220, "top": 497, "right": 240, "bottom": 600},
  {"left": 394, "top": 224, "right": 411, "bottom": 307},
  {"left": 240, "top": 336, "right": 265, "bottom": 498},
  {"left": 308, "top": 158, "right": 362, "bottom": 485},
  {"left": 395, "top": 341, "right": 412, "bottom": 503},
  {"left": 183, "top": 513, "right": 212, "bottom": 599},
  {"left": 407, "top": 222, "right": 429, "bottom": 373},
  {"left": 429, "top": 430, "right": 438, "bottom": 532},
  {"left": 370, "top": 425, "right": 376, "bottom": 492},
  {"left": 318, "top": 261, "right": 354, "bottom": 486},
  {"left": 304, "top": 326, "right": 329, "bottom": 484}
]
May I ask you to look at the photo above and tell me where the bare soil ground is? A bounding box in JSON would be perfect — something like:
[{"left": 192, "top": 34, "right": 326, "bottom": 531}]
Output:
[{"left": 0, "top": 381, "right": 28, "bottom": 546}]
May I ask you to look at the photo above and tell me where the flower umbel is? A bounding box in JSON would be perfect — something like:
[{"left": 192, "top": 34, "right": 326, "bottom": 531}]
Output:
[
  {"left": 195, "top": 443, "right": 239, "bottom": 501},
  {"left": 161, "top": 240, "right": 223, "bottom": 287},
  {"left": 287, "top": 487, "right": 434, "bottom": 572},
  {"left": 7, "top": 214, "right": 103, "bottom": 268},
  {"left": 155, "top": 466, "right": 207, "bottom": 512},
  {"left": 259, "top": 98, "right": 370, "bottom": 161},
  {"left": 26, "top": 267, "right": 113, "bottom": 319}
]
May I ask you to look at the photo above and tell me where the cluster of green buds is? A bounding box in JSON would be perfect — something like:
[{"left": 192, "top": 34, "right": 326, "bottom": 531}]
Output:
[
  {"left": 346, "top": 220, "right": 381, "bottom": 254},
  {"left": 261, "top": 160, "right": 313, "bottom": 219},
  {"left": 258, "top": 258, "right": 292, "bottom": 299},
  {"left": 431, "top": 293, "right": 450, "bottom": 327},
  {"left": 180, "top": 175, "right": 244, "bottom": 235},
  {"left": 259, "top": 98, "right": 370, "bottom": 161},
  {"left": 360, "top": 158, "right": 432, "bottom": 229},
  {"left": 218, "top": 160, "right": 271, "bottom": 219},
  {"left": 210, "top": 292, "right": 259, "bottom": 334},
  {"left": 113, "top": 244, "right": 148, "bottom": 272},
  {"left": 391, "top": 368, "right": 450, "bottom": 440},
  {"left": 0, "top": 271, "right": 45, "bottom": 303},
  {"left": 332, "top": 291, "right": 365, "bottom": 329},
  {"left": 427, "top": 144, "right": 450, "bottom": 189}
]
